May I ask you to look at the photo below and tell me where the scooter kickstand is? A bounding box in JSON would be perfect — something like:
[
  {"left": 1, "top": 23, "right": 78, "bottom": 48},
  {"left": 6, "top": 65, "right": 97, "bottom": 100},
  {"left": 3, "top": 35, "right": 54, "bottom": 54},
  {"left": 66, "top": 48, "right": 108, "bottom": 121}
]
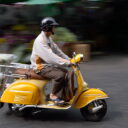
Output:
[{"left": 32, "top": 109, "right": 43, "bottom": 115}]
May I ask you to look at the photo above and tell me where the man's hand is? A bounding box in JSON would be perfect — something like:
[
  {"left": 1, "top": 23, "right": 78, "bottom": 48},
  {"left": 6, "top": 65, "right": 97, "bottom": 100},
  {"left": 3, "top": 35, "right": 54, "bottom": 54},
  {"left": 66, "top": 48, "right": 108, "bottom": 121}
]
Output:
[{"left": 67, "top": 62, "right": 77, "bottom": 67}]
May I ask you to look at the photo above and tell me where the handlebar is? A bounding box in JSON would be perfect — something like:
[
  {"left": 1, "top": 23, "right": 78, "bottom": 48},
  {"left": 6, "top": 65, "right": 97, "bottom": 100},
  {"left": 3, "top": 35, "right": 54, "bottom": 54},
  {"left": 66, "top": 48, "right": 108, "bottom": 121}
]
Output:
[{"left": 70, "top": 54, "right": 84, "bottom": 64}]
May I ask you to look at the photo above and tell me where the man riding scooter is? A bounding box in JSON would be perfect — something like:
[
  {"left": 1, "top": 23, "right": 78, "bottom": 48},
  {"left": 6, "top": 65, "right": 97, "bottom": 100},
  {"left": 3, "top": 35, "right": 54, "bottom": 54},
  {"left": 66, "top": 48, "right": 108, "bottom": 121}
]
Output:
[
  {"left": 0, "top": 18, "right": 108, "bottom": 120},
  {"left": 30, "top": 17, "right": 72, "bottom": 105}
]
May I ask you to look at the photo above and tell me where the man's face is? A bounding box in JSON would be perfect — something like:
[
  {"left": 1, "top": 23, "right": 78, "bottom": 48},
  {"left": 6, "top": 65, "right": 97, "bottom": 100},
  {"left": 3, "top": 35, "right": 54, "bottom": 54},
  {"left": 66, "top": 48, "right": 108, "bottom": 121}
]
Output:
[
  {"left": 52, "top": 26, "right": 56, "bottom": 33},
  {"left": 45, "top": 26, "right": 56, "bottom": 36}
]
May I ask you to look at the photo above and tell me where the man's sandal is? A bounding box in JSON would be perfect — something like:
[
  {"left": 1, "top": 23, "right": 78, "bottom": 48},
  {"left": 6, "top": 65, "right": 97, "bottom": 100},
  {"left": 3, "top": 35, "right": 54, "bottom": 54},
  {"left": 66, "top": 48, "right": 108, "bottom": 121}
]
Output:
[{"left": 49, "top": 98, "right": 68, "bottom": 106}]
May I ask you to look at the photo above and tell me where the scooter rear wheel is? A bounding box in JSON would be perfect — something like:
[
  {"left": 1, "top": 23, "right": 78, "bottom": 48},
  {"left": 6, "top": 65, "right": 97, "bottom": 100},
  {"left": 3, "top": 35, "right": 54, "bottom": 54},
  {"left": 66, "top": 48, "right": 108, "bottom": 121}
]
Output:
[
  {"left": 0, "top": 102, "right": 4, "bottom": 109},
  {"left": 80, "top": 99, "right": 107, "bottom": 121}
]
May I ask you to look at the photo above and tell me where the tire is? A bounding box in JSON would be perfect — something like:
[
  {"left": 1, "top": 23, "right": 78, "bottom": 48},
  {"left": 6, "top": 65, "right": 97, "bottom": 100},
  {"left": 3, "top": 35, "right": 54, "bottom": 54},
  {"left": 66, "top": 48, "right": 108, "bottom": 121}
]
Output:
[
  {"left": 0, "top": 102, "right": 4, "bottom": 109},
  {"left": 80, "top": 99, "right": 107, "bottom": 121}
]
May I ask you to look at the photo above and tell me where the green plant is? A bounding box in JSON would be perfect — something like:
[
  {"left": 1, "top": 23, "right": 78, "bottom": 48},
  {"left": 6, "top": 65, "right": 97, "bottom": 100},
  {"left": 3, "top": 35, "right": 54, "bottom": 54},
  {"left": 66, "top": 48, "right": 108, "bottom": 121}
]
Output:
[{"left": 52, "top": 27, "right": 77, "bottom": 42}]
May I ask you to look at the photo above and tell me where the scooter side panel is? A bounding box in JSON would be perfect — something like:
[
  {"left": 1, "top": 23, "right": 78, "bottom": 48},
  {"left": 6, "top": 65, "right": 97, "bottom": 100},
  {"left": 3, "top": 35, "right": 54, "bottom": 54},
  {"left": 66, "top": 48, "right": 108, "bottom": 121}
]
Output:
[
  {"left": 0, "top": 81, "right": 40, "bottom": 105},
  {"left": 73, "top": 88, "right": 109, "bottom": 109}
]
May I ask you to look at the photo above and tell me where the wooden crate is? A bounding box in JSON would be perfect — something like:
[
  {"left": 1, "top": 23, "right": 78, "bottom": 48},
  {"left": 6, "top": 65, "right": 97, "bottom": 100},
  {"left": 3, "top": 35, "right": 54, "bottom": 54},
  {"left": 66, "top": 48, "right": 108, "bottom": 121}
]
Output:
[{"left": 62, "top": 43, "right": 91, "bottom": 61}]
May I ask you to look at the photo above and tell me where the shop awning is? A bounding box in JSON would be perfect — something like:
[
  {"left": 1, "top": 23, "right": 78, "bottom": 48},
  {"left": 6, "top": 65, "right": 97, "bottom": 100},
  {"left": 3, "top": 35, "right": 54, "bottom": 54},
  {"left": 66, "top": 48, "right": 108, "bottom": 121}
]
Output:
[
  {"left": 24, "top": 0, "right": 72, "bottom": 5},
  {"left": 0, "top": 0, "right": 26, "bottom": 4},
  {"left": 0, "top": 0, "right": 72, "bottom": 4}
]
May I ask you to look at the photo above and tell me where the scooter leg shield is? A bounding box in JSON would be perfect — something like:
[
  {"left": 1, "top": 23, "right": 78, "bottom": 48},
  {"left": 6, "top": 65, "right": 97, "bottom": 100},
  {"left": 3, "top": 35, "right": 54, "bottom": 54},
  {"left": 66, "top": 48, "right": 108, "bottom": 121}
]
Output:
[{"left": 73, "top": 88, "right": 109, "bottom": 109}]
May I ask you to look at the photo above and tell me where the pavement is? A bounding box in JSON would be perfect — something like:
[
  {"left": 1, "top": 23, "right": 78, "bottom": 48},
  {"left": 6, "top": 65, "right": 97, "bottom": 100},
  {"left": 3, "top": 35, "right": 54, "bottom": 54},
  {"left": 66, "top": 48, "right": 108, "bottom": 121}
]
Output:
[{"left": 0, "top": 53, "right": 128, "bottom": 128}]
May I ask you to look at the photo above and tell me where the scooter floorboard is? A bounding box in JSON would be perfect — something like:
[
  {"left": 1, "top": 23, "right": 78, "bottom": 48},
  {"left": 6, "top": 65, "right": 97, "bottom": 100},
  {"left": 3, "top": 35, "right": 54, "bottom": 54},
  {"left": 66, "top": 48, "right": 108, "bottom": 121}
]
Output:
[{"left": 37, "top": 102, "right": 71, "bottom": 110}]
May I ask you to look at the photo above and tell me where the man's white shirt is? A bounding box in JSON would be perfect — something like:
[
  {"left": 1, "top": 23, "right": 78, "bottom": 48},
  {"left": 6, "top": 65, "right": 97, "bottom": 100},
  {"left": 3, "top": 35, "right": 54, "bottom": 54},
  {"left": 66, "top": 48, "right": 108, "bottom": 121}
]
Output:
[{"left": 31, "top": 31, "right": 70, "bottom": 69}]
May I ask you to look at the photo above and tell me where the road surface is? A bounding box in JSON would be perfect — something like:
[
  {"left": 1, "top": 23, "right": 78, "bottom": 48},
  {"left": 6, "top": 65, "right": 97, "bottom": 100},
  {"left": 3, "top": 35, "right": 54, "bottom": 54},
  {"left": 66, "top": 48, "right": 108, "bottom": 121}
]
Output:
[{"left": 0, "top": 53, "right": 128, "bottom": 128}]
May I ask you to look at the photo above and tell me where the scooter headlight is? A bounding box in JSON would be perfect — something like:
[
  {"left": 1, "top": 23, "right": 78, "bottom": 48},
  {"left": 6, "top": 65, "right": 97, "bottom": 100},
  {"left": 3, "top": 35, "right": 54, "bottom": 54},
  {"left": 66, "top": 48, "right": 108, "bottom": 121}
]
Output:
[{"left": 79, "top": 54, "right": 84, "bottom": 61}]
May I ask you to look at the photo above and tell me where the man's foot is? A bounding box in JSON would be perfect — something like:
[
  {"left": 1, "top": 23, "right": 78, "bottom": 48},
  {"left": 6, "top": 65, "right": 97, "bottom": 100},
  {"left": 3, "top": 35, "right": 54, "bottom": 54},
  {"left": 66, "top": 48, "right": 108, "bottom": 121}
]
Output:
[{"left": 49, "top": 94, "right": 65, "bottom": 106}]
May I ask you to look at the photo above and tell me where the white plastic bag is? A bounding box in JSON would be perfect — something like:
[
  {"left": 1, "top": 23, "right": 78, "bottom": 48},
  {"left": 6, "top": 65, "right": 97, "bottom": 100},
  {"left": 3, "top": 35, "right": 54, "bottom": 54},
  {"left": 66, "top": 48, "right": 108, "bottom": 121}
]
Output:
[{"left": 0, "top": 54, "right": 17, "bottom": 64}]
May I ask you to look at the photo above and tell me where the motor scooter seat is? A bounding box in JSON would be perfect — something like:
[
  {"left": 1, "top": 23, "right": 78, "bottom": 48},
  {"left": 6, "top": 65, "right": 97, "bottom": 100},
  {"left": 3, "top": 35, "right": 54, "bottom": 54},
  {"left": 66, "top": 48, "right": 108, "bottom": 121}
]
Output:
[{"left": 15, "top": 68, "right": 47, "bottom": 80}]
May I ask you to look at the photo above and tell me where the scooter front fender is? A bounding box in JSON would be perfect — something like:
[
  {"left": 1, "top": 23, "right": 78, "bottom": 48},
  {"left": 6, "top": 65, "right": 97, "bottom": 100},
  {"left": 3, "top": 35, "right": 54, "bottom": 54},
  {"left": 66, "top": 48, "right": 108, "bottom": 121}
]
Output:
[{"left": 73, "top": 88, "right": 109, "bottom": 109}]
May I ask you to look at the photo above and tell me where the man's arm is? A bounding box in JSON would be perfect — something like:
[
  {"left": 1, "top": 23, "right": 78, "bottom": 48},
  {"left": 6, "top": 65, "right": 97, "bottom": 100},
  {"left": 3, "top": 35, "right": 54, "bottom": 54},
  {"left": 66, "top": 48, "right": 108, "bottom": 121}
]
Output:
[{"left": 50, "top": 38, "right": 70, "bottom": 60}]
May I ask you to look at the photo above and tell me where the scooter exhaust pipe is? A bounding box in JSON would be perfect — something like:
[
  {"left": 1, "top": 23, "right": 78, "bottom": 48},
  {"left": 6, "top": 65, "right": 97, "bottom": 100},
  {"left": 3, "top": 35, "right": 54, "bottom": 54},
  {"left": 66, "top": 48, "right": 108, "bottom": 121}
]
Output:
[
  {"left": 19, "top": 105, "right": 46, "bottom": 115},
  {"left": 19, "top": 104, "right": 54, "bottom": 111},
  {"left": 19, "top": 105, "right": 37, "bottom": 111},
  {"left": 91, "top": 105, "right": 103, "bottom": 113}
]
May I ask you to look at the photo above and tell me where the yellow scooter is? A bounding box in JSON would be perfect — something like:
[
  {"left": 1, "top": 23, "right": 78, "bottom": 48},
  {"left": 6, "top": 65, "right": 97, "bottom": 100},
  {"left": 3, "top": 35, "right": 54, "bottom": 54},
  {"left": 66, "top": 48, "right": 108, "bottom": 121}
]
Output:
[{"left": 0, "top": 53, "right": 109, "bottom": 121}]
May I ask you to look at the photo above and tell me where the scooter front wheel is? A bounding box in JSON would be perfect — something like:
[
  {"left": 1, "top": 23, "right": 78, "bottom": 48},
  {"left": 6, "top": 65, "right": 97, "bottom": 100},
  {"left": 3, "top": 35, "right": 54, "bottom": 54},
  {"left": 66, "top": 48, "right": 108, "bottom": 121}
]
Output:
[{"left": 80, "top": 99, "right": 107, "bottom": 121}]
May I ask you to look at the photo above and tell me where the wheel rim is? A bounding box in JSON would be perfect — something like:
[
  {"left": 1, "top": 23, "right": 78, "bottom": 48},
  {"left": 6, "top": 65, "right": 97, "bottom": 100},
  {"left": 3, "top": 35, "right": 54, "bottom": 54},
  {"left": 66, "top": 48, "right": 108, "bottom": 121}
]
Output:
[{"left": 80, "top": 100, "right": 107, "bottom": 121}]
